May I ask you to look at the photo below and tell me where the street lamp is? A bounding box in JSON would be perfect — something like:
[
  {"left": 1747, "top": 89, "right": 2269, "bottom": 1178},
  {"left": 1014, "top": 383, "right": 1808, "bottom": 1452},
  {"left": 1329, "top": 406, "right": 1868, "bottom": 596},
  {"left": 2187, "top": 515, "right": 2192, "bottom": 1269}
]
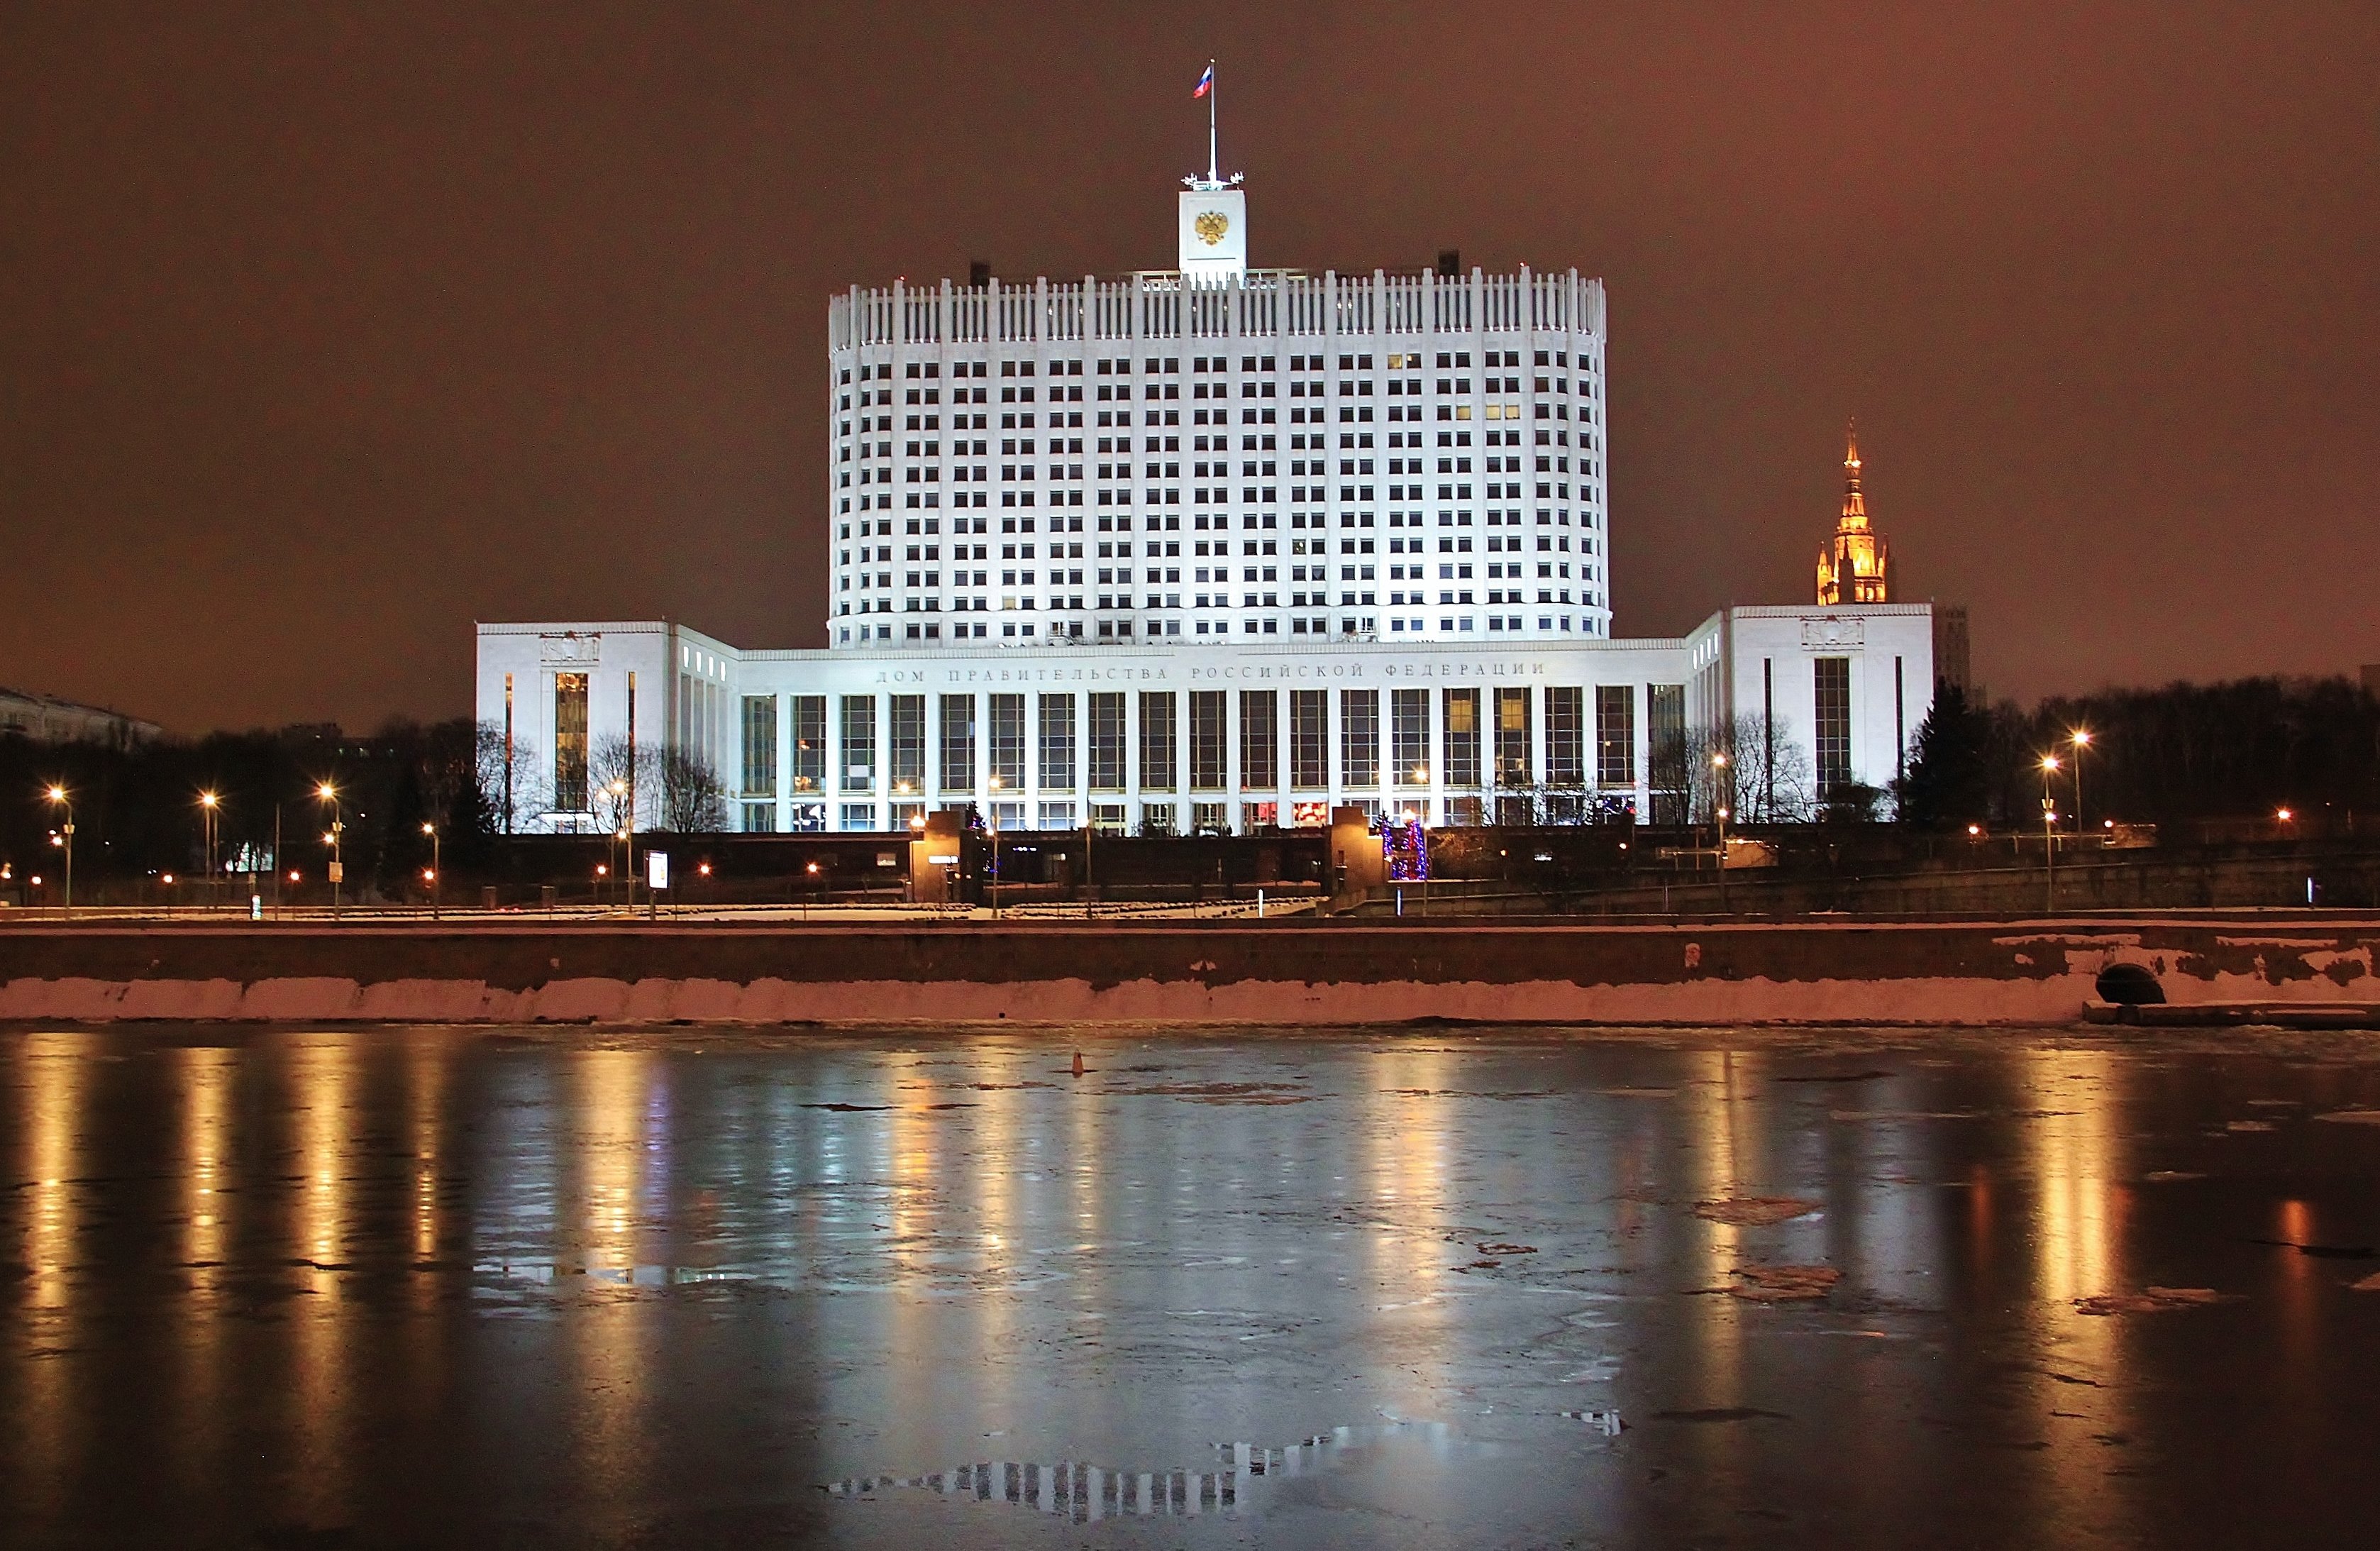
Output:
[
  {"left": 198, "top": 790, "right": 221, "bottom": 910},
  {"left": 2039, "top": 755, "right": 2061, "bottom": 912},
  {"left": 44, "top": 785, "right": 73, "bottom": 918},
  {"left": 2068, "top": 729, "right": 2093, "bottom": 838},
  {"left": 1710, "top": 752, "right": 1730, "bottom": 910},
  {"left": 420, "top": 822, "right": 441, "bottom": 919},
  {"left": 609, "top": 779, "right": 633, "bottom": 911},
  {"left": 316, "top": 782, "right": 344, "bottom": 917},
  {"left": 987, "top": 774, "right": 1003, "bottom": 916}
]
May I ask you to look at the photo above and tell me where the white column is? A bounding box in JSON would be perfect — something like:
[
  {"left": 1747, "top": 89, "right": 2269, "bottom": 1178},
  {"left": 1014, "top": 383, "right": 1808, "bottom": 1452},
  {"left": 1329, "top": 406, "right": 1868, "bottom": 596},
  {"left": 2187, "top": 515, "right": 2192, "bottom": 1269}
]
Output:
[{"left": 775, "top": 692, "right": 792, "bottom": 832}]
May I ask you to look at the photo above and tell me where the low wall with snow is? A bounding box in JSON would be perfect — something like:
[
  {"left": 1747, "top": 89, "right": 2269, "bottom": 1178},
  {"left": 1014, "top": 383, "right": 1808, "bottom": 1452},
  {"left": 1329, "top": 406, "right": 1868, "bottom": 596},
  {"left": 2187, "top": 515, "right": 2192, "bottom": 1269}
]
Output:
[{"left": 1, "top": 919, "right": 2374, "bottom": 1026}]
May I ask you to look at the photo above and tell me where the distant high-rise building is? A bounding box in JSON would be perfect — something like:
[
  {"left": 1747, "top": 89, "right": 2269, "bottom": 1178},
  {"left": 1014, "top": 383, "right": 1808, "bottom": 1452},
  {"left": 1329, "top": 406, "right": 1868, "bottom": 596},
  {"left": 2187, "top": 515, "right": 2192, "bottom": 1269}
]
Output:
[{"left": 1817, "top": 422, "right": 1889, "bottom": 606}]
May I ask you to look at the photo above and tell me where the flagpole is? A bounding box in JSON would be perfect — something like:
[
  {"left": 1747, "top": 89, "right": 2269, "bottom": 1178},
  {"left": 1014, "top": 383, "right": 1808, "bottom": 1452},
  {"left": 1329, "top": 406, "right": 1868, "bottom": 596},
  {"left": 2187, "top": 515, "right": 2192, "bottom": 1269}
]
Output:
[{"left": 1207, "top": 60, "right": 1218, "bottom": 184}]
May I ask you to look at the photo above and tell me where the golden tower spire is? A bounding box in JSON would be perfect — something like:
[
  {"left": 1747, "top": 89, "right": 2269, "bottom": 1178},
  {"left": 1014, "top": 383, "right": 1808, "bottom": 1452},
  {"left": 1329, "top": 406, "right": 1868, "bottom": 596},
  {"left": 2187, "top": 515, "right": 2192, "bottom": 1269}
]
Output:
[{"left": 1816, "top": 418, "right": 1888, "bottom": 605}]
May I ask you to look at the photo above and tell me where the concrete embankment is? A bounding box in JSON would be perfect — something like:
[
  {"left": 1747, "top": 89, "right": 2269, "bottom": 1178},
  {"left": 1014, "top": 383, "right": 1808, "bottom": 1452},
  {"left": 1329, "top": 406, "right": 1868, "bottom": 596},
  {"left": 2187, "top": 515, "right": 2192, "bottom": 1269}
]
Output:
[{"left": 4, "top": 917, "right": 2378, "bottom": 1026}]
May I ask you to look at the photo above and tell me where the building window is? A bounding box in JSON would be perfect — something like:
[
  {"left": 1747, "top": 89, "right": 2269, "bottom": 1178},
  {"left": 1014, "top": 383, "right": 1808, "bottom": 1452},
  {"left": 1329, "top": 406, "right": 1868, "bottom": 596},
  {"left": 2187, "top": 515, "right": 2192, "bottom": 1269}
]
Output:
[
  {"left": 1290, "top": 690, "right": 1328, "bottom": 789},
  {"left": 787, "top": 696, "right": 826, "bottom": 793},
  {"left": 1239, "top": 690, "right": 1278, "bottom": 790},
  {"left": 1190, "top": 691, "right": 1227, "bottom": 790},
  {"left": 1647, "top": 683, "right": 1688, "bottom": 824},
  {"left": 741, "top": 801, "right": 775, "bottom": 833},
  {"left": 1036, "top": 695, "right": 1075, "bottom": 792},
  {"left": 838, "top": 802, "right": 876, "bottom": 831},
  {"left": 1391, "top": 689, "right": 1430, "bottom": 786},
  {"left": 1815, "top": 657, "right": 1852, "bottom": 797},
  {"left": 1139, "top": 691, "right": 1177, "bottom": 792},
  {"left": 890, "top": 695, "right": 926, "bottom": 795},
  {"left": 1442, "top": 688, "right": 1480, "bottom": 788},
  {"left": 939, "top": 693, "right": 977, "bottom": 793},
  {"left": 551, "top": 673, "right": 590, "bottom": 813},
  {"left": 1546, "top": 686, "right": 1584, "bottom": 787},
  {"left": 1595, "top": 685, "right": 1636, "bottom": 787},
  {"left": 1495, "top": 688, "right": 1532, "bottom": 786},
  {"left": 840, "top": 695, "right": 875, "bottom": 793},
  {"left": 741, "top": 695, "right": 779, "bottom": 797},
  {"left": 989, "top": 694, "right": 1026, "bottom": 792},
  {"left": 1341, "top": 690, "right": 1379, "bottom": 789},
  {"left": 1088, "top": 692, "right": 1126, "bottom": 791}
]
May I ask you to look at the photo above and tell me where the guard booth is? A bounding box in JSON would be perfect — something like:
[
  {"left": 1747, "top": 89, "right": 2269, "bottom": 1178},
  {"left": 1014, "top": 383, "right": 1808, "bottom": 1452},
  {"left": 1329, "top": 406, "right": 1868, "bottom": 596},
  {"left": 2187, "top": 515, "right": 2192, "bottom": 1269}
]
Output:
[
  {"left": 907, "top": 808, "right": 983, "bottom": 905},
  {"left": 1328, "top": 806, "right": 1387, "bottom": 908}
]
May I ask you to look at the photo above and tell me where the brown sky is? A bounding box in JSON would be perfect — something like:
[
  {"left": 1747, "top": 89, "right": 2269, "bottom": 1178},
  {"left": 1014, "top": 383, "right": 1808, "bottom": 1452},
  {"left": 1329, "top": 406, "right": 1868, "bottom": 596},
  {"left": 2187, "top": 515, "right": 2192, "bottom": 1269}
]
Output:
[{"left": 4, "top": 1, "right": 2376, "bottom": 732}]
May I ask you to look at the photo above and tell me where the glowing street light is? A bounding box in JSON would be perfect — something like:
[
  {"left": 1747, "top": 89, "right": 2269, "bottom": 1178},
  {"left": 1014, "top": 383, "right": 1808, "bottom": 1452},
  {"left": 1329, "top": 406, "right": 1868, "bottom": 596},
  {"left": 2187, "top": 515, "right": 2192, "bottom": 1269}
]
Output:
[
  {"left": 420, "top": 821, "right": 441, "bottom": 919},
  {"left": 43, "top": 785, "right": 74, "bottom": 917},
  {"left": 987, "top": 774, "right": 1004, "bottom": 916},
  {"left": 2039, "top": 755, "right": 2062, "bottom": 912},
  {"left": 198, "top": 790, "right": 221, "bottom": 908},
  {"left": 2068, "top": 729, "right": 2093, "bottom": 834},
  {"left": 1710, "top": 752, "right": 1731, "bottom": 909},
  {"left": 316, "top": 783, "right": 345, "bottom": 917}
]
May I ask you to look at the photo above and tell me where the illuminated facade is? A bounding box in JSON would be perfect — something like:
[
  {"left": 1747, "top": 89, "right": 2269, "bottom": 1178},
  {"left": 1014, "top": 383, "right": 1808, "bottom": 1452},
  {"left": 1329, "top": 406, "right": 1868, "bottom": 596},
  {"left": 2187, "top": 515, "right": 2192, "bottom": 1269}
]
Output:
[
  {"left": 827, "top": 170, "right": 1612, "bottom": 650},
  {"left": 1816, "top": 423, "right": 1889, "bottom": 606},
  {"left": 475, "top": 167, "right": 1941, "bottom": 834}
]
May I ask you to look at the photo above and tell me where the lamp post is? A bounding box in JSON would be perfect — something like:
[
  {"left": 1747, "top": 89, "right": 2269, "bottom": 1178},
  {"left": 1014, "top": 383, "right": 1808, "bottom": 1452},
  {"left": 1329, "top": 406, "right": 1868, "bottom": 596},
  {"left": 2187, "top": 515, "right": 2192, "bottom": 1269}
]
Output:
[
  {"left": 2068, "top": 729, "right": 2092, "bottom": 841},
  {"left": 315, "top": 783, "right": 343, "bottom": 917},
  {"left": 1083, "top": 802, "right": 1095, "bottom": 920},
  {"left": 45, "top": 785, "right": 74, "bottom": 918},
  {"left": 1711, "top": 751, "right": 1730, "bottom": 912},
  {"left": 1411, "top": 766, "right": 1432, "bottom": 917},
  {"left": 420, "top": 822, "right": 441, "bottom": 920},
  {"left": 987, "top": 774, "right": 1003, "bottom": 917},
  {"left": 198, "top": 790, "right": 220, "bottom": 912},
  {"left": 2039, "top": 755, "right": 2061, "bottom": 914},
  {"left": 608, "top": 779, "right": 633, "bottom": 913}
]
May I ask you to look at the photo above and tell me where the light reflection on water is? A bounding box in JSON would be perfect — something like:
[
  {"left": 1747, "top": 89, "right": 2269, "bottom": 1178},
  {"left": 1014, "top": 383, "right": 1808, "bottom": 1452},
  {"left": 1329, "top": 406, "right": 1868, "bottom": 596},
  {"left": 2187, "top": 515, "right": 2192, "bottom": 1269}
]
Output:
[{"left": 2, "top": 1025, "right": 2376, "bottom": 1548}]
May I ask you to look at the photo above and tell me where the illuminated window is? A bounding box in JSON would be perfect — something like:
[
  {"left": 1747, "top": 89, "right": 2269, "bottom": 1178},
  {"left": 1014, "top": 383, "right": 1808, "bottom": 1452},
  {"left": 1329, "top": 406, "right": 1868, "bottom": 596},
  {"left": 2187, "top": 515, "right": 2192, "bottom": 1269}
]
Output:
[{"left": 553, "top": 673, "right": 589, "bottom": 813}]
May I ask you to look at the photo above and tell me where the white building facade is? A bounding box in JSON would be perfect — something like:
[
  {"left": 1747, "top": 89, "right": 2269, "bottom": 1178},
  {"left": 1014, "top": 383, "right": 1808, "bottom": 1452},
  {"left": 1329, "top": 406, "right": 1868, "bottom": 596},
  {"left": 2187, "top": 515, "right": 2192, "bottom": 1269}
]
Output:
[{"left": 475, "top": 172, "right": 1938, "bottom": 834}]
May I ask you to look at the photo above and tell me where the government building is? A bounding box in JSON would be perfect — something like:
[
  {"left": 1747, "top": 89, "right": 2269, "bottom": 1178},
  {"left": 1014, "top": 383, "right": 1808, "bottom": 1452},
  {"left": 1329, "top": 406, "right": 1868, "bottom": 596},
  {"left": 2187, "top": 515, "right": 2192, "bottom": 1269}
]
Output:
[{"left": 476, "top": 160, "right": 1945, "bottom": 836}]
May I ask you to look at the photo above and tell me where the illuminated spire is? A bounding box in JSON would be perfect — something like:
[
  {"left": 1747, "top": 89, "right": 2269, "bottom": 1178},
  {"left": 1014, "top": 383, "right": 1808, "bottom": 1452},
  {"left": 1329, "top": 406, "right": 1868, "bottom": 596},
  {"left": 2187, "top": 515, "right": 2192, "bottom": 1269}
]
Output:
[
  {"left": 1816, "top": 419, "right": 1889, "bottom": 605},
  {"left": 1839, "top": 419, "right": 1868, "bottom": 531}
]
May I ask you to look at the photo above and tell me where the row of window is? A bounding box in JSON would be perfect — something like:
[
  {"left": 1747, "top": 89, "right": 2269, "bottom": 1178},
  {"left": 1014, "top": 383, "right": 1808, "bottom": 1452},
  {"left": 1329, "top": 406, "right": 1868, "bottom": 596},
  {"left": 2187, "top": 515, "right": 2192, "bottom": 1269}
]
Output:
[
  {"left": 835, "top": 614, "right": 1612, "bottom": 645},
  {"left": 733, "top": 685, "right": 1661, "bottom": 801},
  {"left": 751, "top": 793, "right": 1629, "bottom": 834},
  {"left": 866, "top": 347, "right": 1597, "bottom": 382}
]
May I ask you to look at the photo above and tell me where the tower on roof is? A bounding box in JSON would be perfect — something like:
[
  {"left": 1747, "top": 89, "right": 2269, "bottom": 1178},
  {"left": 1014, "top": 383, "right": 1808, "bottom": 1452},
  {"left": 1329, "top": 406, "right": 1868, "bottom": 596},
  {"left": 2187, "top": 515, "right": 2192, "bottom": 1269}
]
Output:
[
  {"left": 1178, "top": 60, "right": 1246, "bottom": 283},
  {"left": 1817, "top": 419, "right": 1889, "bottom": 605}
]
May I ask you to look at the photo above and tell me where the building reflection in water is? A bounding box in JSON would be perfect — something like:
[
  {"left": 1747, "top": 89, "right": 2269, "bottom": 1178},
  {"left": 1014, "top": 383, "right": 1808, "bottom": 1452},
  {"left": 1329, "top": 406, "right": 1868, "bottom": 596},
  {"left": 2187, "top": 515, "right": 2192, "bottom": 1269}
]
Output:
[{"left": 826, "top": 1420, "right": 1454, "bottom": 1523}]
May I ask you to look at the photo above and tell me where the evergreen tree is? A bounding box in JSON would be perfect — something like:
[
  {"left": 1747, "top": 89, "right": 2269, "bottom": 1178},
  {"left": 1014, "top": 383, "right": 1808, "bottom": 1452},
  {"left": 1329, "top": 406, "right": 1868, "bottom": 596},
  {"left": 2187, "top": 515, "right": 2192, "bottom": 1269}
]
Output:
[{"left": 1898, "top": 681, "right": 1996, "bottom": 827}]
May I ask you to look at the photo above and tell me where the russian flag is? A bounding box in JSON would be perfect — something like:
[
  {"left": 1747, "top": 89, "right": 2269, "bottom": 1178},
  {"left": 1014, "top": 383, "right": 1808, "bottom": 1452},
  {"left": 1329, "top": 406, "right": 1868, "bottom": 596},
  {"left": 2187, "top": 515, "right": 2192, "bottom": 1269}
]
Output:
[{"left": 1193, "top": 64, "right": 1213, "bottom": 99}]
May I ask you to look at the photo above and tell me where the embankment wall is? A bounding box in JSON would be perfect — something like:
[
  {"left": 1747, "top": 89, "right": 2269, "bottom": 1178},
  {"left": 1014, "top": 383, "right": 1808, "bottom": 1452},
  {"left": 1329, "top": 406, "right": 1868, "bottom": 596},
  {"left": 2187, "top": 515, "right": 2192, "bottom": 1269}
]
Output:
[{"left": 4, "top": 919, "right": 2376, "bottom": 1026}]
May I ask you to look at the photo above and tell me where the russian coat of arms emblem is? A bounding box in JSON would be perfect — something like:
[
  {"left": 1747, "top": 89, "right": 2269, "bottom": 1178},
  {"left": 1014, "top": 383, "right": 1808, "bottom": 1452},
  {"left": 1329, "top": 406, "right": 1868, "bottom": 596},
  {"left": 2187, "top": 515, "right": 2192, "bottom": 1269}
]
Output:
[{"left": 1193, "top": 211, "right": 1229, "bottom": 246}]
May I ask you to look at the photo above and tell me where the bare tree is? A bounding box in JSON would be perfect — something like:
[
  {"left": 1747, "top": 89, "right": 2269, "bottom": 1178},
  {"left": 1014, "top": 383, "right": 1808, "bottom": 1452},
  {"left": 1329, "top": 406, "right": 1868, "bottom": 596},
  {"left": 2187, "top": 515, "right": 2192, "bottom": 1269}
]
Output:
[
  {"left": 589, "top": 734, "right": 656, "bottom": 834},
  {"left": 656, "top": 747, "right": 729, "bottom": 832},
  {"left": 1725, "top": 712, "right": 1815, "bottom": 824},
  {"left": 476, "top": 720, "right": 545, "bottom": 834}
]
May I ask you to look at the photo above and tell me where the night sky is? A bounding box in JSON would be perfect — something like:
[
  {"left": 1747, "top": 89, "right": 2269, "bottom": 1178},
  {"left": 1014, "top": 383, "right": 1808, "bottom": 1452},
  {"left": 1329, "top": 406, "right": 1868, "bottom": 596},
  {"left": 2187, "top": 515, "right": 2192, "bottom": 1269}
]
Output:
[{"left": 5, "top": 3, "right": 2375, "bottom": 733}]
